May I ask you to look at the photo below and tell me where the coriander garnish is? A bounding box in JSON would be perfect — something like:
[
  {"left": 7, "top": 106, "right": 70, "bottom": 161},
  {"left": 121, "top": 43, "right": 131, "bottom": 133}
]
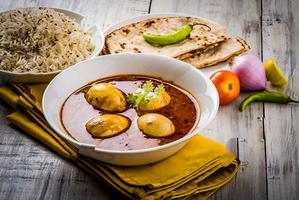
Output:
[{"left": 127, "top": 80, "right": 165, "bottom": 108}]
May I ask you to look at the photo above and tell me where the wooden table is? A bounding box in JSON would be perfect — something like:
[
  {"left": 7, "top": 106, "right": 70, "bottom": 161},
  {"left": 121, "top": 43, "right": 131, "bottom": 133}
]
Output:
[{"left": 0, "top": 0, "right": 298, "bottom": 199}]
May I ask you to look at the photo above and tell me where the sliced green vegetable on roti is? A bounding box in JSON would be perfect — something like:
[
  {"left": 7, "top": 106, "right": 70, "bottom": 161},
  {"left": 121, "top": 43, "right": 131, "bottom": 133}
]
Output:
[{"left": 143, "top": 24, "right": 193, "bottom": 46}]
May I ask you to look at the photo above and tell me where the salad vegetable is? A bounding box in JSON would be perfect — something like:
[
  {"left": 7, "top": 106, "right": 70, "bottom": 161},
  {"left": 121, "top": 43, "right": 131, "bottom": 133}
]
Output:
[
  {"left": 143, "top": 25, "right": 192, "bottom": 46},
  {"left": 230, "top": 54, "right": 266, "bottom": 91},
  {"left": 239, "top": 91, "right": 299, "bottom": 111}
]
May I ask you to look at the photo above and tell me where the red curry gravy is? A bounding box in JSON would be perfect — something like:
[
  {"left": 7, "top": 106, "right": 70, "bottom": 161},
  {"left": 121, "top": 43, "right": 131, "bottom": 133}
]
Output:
[{"left": 60, "top": 75, "right": 199, "bottom": 151}]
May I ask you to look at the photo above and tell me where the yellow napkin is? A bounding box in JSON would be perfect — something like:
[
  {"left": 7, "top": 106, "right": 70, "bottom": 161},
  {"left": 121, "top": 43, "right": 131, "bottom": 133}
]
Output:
[{"left": 0, "top": 84, "right": 239, "bottom": 200}]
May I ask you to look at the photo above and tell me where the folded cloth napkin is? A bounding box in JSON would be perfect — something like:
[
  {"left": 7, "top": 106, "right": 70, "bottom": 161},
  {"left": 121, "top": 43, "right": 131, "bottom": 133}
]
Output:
[{"left": 0, "top": 84, "right": 239, "bottom": 200}]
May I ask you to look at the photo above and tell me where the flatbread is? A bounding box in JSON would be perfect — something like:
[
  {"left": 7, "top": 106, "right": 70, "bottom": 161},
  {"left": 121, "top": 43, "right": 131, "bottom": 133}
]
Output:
[
  {"left": 175, "top": 42, "right": 220, "bottom": 60},
  {"left": 104, "top": 17, "right": 228, "bottom": 58},
  {"left": 183, "top": 37, "right": 250, "bottom": 68}
]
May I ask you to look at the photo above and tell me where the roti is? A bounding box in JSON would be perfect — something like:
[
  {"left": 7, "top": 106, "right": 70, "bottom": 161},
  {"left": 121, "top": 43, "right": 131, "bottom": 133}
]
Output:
[
  {"left": 183, "top": 37, "right": 250, "bottom": 68},
  {"left": 104, "top": 17, "right": 228, "bottom": 58}
]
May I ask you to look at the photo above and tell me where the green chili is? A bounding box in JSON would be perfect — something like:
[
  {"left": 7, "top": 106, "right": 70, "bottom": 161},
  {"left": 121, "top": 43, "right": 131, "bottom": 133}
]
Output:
[
  {"left": 239, "top": 91, "right": 299, "bottom": 112},
  {"left": 143, "top": 24, "right": 192, "bottom": 46}
]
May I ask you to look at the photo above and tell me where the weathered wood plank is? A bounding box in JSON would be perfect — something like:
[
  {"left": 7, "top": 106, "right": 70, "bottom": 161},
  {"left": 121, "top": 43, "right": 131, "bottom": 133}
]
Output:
[
  {"left": 0, "top": 102, "right": 127, "bottom": 200},
  {"left": 0, "top": 0, "right": 150, "bottom": 200},
  {"left": 262, "top": 0, "right": 299, "bottom": 199},
  {"left": 150, "top": 0, "right": 267, "bottom": 199}
]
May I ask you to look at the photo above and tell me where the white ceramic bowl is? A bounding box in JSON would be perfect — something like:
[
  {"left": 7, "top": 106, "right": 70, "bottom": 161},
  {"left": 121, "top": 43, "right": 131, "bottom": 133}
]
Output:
[
  {"left": 0, "top": 7, "right": 104, "bottom": 83},
  {"left": 42, "top": 53, "right": 219, "bottom": 166}
]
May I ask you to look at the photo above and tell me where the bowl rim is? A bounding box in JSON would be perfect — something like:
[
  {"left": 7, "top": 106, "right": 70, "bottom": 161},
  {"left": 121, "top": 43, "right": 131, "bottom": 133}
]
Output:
[
  {"left": 0, "top": 6, "right": 104, "bottom": 75},
  {"left": 42, "top": 53, "right": 219, "bottom": 154}
]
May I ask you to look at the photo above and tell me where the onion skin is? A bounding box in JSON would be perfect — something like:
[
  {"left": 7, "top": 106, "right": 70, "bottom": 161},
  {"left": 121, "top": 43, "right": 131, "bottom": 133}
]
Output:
[{"left": 231, "top": 55, "right": 266, "bottom": 91}]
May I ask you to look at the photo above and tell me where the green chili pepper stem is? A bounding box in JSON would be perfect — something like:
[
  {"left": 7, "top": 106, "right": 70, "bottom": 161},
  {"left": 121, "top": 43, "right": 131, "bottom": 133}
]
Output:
[
  {"left": 239, "top": 91, "right": 299, "bottom": 112},
  {"left": 290, "top": 99, "right": 299, "bottom": 103},
  {"left": 189, "top": 23, "right": 212, "bottom": 31},
  {"left": 143, "top": 24, "right": 192, "bottom": 46}
]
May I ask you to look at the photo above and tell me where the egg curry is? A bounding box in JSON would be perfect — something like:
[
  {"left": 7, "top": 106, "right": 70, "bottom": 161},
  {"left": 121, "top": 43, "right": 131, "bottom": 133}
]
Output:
[{"left": 60, "top": 75, "right": 198, "bottom": 150}]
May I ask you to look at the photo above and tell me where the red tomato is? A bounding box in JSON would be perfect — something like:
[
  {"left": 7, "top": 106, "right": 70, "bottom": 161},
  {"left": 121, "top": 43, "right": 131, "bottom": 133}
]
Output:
[{"left": 210, "top": 70, "right": 240, "bottom": 105}]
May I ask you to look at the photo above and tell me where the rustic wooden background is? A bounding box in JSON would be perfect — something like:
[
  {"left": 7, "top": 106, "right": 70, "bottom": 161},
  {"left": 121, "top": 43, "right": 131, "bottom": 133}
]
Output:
[{"left": 0, "top": 0, "right": 298, "bottom": 199}]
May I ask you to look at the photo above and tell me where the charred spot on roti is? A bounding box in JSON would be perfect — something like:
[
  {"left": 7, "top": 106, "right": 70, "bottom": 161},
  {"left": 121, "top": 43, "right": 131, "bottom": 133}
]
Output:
[
  {"left": 144, "top": 20, "right": 155, "bottom": 27},
  {"left": 122, "top": 29, "right": 130, "bottom": 34},
  {"left": 120, "top": 43, "right": 127, "bottom": 49},
  {"left": 133, "top": 47, "right": 141, "bottom": 53}
]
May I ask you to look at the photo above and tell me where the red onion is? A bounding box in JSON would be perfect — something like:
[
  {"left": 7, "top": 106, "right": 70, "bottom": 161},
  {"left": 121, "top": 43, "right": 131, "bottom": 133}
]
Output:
[{"left": 230, "top": 54, "right": 266, "bottom": 91}]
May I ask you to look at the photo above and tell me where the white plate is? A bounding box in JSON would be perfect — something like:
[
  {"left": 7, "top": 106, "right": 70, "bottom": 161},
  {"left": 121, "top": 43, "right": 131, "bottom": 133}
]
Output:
[
  {"left": 42, "top": 53, "right": 219, "bottom": 166},
  {"left": 0, "top": 7, "right": 104, "bottom": 83},
  {"left": 104, "top": 13, "right": 231, "bottom": 77}
]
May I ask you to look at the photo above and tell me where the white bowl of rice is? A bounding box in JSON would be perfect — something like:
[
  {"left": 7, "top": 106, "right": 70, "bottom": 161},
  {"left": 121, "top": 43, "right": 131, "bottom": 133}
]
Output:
[{"left": 0, "top": 7, "right": 104, "bottom": 83}]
